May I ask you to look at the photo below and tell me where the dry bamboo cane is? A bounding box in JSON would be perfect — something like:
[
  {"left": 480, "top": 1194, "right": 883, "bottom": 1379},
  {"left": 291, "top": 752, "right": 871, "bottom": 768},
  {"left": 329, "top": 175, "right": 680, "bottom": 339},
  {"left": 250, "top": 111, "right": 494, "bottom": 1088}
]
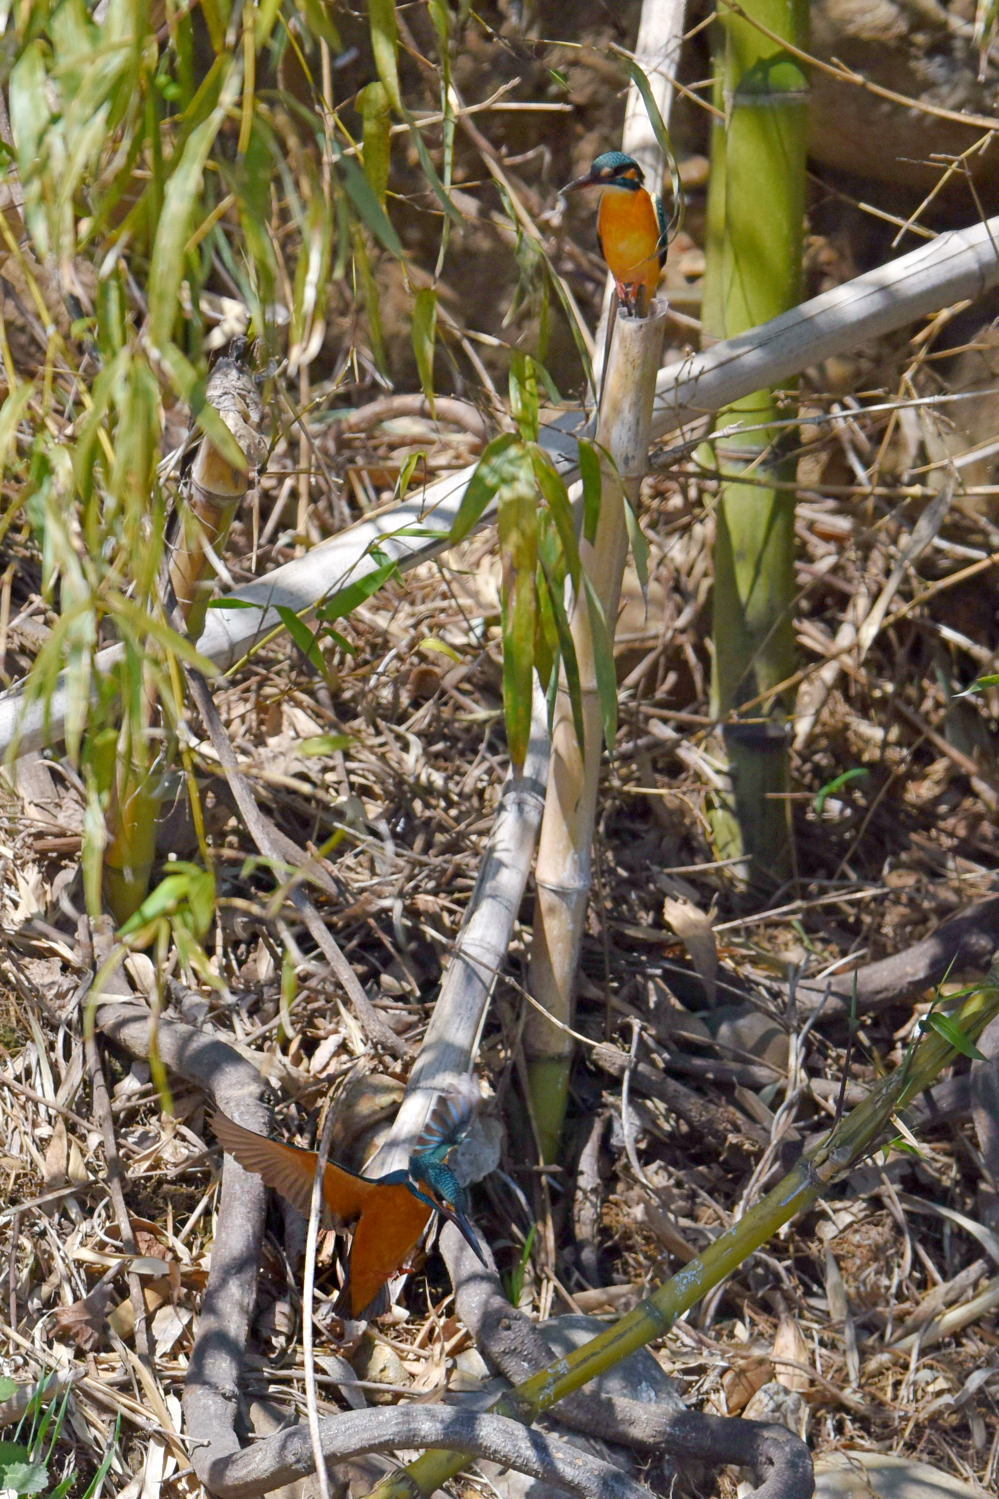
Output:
[
  {"left": 525, "top": 307, "right": 668, "bottom": 1162},
  {"left": 102, "top": 351, "right": 266, "bottom": 921}
]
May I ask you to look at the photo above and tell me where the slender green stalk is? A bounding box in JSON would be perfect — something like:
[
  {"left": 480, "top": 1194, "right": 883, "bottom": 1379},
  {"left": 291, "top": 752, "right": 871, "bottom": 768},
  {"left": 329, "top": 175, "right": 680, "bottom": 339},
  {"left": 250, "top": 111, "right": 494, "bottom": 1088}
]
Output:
[
  {"left": 525, "top": 308, "right": 667, "bottom": 1162},
  {"left": 365, "top": 976, "right": 999, "bottom": 1499},
  {"left": 702, "top": 0, "right": 809, "bottom": 887}
]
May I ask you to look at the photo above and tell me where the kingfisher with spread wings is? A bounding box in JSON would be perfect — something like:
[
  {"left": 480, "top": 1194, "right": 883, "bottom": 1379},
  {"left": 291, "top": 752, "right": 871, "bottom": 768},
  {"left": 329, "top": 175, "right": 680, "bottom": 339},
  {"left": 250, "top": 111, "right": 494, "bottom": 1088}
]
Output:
[{"left": 213, "top": 1083, "right": 484, "bottom": 1319}]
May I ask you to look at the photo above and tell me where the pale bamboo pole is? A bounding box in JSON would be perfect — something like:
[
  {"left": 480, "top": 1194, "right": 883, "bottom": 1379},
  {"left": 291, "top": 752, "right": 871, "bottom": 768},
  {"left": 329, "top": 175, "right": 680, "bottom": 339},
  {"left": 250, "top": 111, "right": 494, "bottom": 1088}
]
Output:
[
  {"left": 525, "top": 309, "right": 667, "bottom": 1162},
  {"left": 701, "top": 0, "right": 809, "bottom": 887}
]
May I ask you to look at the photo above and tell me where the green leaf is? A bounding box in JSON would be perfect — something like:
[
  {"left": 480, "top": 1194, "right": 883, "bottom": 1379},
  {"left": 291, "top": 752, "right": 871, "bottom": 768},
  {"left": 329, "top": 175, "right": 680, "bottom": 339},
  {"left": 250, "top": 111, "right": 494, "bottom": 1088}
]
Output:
[
  {"left": 0, "top": 1379, "right": 17, "bottom": 1401},
  {"left": 118, "top": 863, "right": 213, "bottom": 939},
  {"left": 412, "top": 288, "right": 438, "bottom": 406},
  {"left": 337, "top": 150, "right": 404, "bottom": 258},
  {"left": 316, "top": 555, "right": 399, "bottom": 626},
  {"left": 300, "top": 734, "right": 352, "bottom": 756},
  {"left": 448, "top": 433, "right": 521, "bottom": 545},
  {"left": 417, "top": 637, "right": 462, "bottom": 663},
  {"left": 367, "top": 0, "right": 401, "bottom": 112},
  {"left": 924, "top": 1012, "right": 987, "bottom": 1062},
  {"left": 814, "top": 767, "right": 868, "bottom": 815},
  {"left": 956, "top": 671, "right": 999, "bottom": 698},
  {"left": 0, "top": 1459, "right": 47, "bottom": 1495},
  {"left": 578, "top": 439, "right": 603, "bottom": 546},
  {"left": 582, "top": 575, "right": 618, "bottom": 751},
  {"left": 622, "top": 498, "right": 649, "bottom": 597},
  {"left": 498, "top": 462, "right": 539, "bottom": 767},
  {"left": 359, "top": 82, "right": 392, "bottom": 205},
  {"left": 147, "top": 69, "right": 239, "bottom": 350},
  {"left": 400, "top": 104, "right": 464, "bottom": 227},
  {"left": 611, "top": 46, "right": 684, "bottom": 239},
  {"left": 396, "top": 452, "right": 426, "bottom": 499},
  {"left": 275, "top": 605, "right": 324, "bottom": 672},
  {"left": 531, "top": 448, "right": 580, "bottom": 588},
  {"left": 509, "top": 353, "right": 540, "bottom": 443},
  {"left": 78, "top": 1413, "right": 120, "bottom": 1499},
  {"left": 538, "top": 550, "right": 585, "bottom": 751}
]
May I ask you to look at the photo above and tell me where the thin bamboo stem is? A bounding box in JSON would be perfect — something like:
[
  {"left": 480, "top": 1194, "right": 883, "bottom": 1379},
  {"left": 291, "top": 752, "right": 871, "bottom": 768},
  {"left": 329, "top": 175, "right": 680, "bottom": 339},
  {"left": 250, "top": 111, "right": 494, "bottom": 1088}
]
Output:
[
  {"left": 526, "top": 309, "right": 667, "bottom": 1161},
  {"left": 102, "top": 353, "right": 266, "bottom": 921}
]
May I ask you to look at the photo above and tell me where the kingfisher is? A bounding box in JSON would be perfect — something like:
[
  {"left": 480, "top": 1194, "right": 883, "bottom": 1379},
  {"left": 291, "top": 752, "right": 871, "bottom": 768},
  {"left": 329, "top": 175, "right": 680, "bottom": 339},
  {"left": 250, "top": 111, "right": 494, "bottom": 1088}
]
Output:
[
  {"left": 212, "top": 1084, "right": 485, "bottom": 1320},
  {"left": 561, "top": 151, "right": 667, "bottom": 318}
]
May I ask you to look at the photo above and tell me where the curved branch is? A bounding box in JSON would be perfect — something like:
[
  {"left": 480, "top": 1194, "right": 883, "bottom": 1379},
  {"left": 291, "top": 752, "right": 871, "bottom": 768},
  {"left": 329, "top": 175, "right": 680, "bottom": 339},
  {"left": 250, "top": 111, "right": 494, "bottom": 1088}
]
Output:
[
  {"left": 94, "top": 993, "right": 269, "bottom": 1490},
  {"left": 200, "top": 1406, "right": 653, "bottom": 1499}
]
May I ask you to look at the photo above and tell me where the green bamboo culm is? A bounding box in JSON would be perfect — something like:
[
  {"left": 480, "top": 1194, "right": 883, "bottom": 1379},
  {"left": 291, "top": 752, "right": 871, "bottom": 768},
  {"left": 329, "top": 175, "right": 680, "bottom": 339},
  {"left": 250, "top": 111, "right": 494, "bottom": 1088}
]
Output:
[{"left": 701, "top": 0, "right": 809, "bottom": 889}]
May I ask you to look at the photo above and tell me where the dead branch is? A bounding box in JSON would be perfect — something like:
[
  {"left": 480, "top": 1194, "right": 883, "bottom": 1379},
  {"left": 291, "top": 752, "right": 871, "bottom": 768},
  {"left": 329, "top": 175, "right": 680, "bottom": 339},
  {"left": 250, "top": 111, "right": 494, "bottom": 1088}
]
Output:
[
  {"left": 199, "top": 1404, "right": 654, "bottom": 1499},
  {"left": 794, "top": 892, "right": 999, "bottom": 1018}
]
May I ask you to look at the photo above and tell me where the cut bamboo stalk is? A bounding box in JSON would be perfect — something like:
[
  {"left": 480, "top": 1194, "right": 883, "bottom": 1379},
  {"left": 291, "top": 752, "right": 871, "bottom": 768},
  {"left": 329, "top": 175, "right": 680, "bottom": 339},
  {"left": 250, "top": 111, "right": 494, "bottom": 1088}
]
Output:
[
  {"left": 701, "top": 0, "right": 809, "bottom": 888},
  {"left": 525, "top": 307, "right": 668, "bottom": 1163},
  {"left": 3, "top": 213, "right": 999, "bottom": 761}
]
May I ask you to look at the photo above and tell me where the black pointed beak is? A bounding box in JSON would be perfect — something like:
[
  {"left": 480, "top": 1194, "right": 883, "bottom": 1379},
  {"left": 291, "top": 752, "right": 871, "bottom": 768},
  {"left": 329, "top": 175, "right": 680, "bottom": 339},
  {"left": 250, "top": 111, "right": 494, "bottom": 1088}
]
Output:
[
  {"left": 436, "top": 1199, "right": 487, "bottom": 1264},
  {"left": 559, "top": 169, "right": 601, "bottom": 197}
]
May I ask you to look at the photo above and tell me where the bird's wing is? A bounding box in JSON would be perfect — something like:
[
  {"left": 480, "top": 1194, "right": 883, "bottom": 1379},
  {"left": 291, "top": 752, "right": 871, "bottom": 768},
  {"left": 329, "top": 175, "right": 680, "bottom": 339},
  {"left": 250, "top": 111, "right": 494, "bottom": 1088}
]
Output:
[
  {"left": 212, "top": 1111, "right": 374, "bottom": 1227},
  {"left": 411, "top": 1078, "right": 480, "bottom": 1165},
  {"left": 655, "top": 195, "right": 669, "bottom": 268},
  {"left": 343, "top": 1184, "right": 431, "bottom": 1318}
]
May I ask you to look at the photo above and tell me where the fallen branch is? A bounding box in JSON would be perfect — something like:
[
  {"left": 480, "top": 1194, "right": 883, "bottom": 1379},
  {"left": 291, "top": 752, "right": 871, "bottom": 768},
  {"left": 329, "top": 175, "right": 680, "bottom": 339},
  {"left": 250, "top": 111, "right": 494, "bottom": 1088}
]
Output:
[{"left": 794, "top": 892, "right": 999, "bottom": 1018}]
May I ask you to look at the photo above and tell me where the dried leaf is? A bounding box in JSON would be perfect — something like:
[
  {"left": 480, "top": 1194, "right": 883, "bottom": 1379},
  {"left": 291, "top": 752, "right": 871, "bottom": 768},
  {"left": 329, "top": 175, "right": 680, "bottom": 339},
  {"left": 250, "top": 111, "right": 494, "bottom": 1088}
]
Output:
[
  {"left": 772, "top": 1311, "right": 812, "bottom": 1393},
  {"left": 662, "top": 895, "right": 717, "bottom": 1005},
  {"left": 52, "top": 1286, "right": 112, "bottom": 1351}
]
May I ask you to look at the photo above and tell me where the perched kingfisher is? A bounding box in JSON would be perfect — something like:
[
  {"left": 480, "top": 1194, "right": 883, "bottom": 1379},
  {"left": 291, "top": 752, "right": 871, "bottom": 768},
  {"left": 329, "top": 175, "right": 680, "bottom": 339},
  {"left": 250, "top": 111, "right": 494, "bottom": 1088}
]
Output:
[
  {"left": 561, "top": 151, "right": 667, "bottom": 318},
  {"left": 212, "top": 1084, "right": 485, "bottom": 1320}
]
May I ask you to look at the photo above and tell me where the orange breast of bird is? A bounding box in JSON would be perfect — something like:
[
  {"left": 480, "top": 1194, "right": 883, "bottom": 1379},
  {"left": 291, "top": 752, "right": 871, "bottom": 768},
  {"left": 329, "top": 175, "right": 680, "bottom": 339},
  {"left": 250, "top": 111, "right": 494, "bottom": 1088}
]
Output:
[
  {"left": 212, "top": 1112, "right": 432, "bottom": 1318},
  {"left": 597, "top": 188, "right": 663, "bottom": 304}
]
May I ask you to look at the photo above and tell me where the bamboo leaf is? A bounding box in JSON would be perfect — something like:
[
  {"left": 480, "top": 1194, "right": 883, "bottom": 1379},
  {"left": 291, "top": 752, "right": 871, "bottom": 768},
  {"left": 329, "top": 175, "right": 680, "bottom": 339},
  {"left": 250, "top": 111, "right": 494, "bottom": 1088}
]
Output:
[
  {"left": 448, "top": 432, "right": 521, "bottom": 545},
  {"left": 923, "top": 1012, "right": 986, "bottom": 1062},
  {"left": 622, "top": 497, "right": 649, "bottom": 597},
  {"left": 147, "top": 71, "right": 238, "bottom": 350},
  {"left": 337, "top": 149, "right": 404, "bottom": 257},
  {"left": 578, "top": 439, "right": 603, "bottom": 546},
  {"left": 498, "top": 473, "right": 539, "bottom": 767},
  {"left": 582, "top": 574, "right": 618, "bottom": 751},
  {"left": 412, "top": 288, "right": 438, "bottom": 406},
  {"left": 275, "top": 605, "right": 324, "bottom": 672},
  {"left": 509, "top": 352, "right": 540, "bottom": 442},
  {"left": 316, "top": 555, "right": 400, "bottom": 625},
  {"left": 538, "top": 547, "right": 585, "bottom": 751},
  {"left": 367, "top": 0, "right": 402, "bottom": 112},
  {"left": 531, "top": 448, "right": 581, "bottom": 587},
  {"left": 360, "top": 81, "right": 392, "bottom": 205},
  {"left": 611, "top": 46, "right": 684, "bottom": 238}
]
